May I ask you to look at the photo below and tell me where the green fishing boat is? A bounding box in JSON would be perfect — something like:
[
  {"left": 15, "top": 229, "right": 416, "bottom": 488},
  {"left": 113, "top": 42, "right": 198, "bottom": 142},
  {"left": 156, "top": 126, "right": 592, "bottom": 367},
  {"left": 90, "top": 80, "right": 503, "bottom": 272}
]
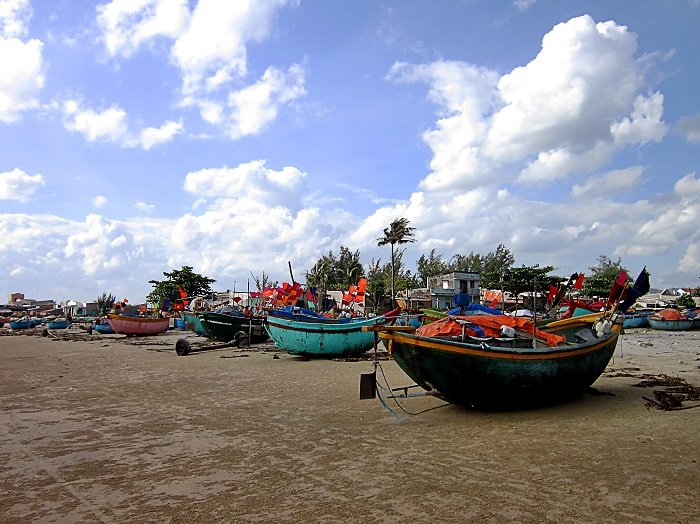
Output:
[{"left": 379, "top": 311, "right": 621, "bottom": 408}]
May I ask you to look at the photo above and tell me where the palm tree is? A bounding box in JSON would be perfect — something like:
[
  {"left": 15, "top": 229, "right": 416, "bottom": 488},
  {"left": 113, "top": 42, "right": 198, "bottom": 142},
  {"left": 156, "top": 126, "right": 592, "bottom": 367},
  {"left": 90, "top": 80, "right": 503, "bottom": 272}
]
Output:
[{"left": 377, "top": 217, "right": 415, "bottom": 306}]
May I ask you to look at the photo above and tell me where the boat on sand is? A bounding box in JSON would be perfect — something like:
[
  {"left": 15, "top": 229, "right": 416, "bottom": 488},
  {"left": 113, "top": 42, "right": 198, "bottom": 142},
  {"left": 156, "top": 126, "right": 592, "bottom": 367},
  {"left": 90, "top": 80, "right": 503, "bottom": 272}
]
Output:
[{"left": 107, "top": 315, "right": 169, "bottom": 336}]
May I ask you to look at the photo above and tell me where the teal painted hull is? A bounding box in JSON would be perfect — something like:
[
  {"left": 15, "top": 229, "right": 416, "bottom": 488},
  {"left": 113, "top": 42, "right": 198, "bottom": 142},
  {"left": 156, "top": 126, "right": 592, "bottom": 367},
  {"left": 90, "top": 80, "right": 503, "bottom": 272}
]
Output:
[
  {"left": 182, "top": 312, "right": 206, "bottom": 335},
  {"left": 47, "top": 320, "right": 70, "bottom": 329},
  {"left": 264, "top": 315, "right": 388, "bottom": 357},
  {"left": 648, "top": 317, "right": 693, "bottom": 331},
  {"left": 383, "top": 314, "right": 621, "bottom": 408},
  {"left": 623, "top": 313, "right": 650, "bottom": 329}
]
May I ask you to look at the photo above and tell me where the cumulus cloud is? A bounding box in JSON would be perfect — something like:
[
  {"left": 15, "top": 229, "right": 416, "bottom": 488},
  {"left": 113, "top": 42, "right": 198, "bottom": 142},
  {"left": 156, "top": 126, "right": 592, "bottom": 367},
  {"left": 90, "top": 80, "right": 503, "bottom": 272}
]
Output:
[
  {"left": 61, "top": 99, "right": 182, "bottom": 149},
  {"left": 571, "top": 166, "right": 645, "bottom": 200},
  {"left": 95, "top": 0, "right": 305, "bottom": 140},
  {"left": 676, "top": 113, "right": 700, "bottom": 144},
  {"left": 0, "top": 168, "right": 45, "bottom": 202},
  {"left": 225, "top": 64, "right": 306, "bottom": 139},
  {"left": 93, "top": 195, "right": 107, "bottom": 208},
  {"left": 0, "top": 0, "right": 44, "bottom": 122},
  {"left": 96, "top": 0, "right": 190, "bottom": 58},
  {"left": 62, "top": 99, "right": 129, "bottom": 143},
  {"left": 139, "top": 119, "right": 184, "bottom": 149}
]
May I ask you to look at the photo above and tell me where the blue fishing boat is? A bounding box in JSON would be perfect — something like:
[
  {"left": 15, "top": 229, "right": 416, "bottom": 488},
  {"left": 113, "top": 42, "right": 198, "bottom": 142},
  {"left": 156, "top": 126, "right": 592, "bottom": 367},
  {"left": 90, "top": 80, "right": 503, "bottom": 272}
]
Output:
[
  {"left": 182, "top": 311, "right": 207, "bottom": 335},
  {"left": 92, "top": 320, "right": 115, "bottom": 334},
  {"left": 622, "top": 311, "right": 651, "bottom": 329},
  {"left": 264, "top": 309, "right": 400, "bottom": 358},
  {"left": 47, "top": 319, "right": 70, "bottom": 329},
  {"left": 647, "top": 308, "right": 693, "bottom": 331},
  {"left": 10, "top": 319, "right": 33, "bottom": 329}
]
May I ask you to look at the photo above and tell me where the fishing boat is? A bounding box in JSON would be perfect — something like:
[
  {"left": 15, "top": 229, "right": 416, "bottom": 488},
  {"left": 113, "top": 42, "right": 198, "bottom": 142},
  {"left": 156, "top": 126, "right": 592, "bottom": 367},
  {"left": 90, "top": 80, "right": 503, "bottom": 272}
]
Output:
[
  {"left": 107, "top": 315, "right": 169, "bottom": 336},
  {"left": 92, "top": 319, "right": 115, "bottom": 334},
  {"left": 264, "top": 309, "right": 401, "bottom": 358},
  {"left": 46, "top": 319, "right": 70, "bottom": 329},
  {"left": 182, "top": 311, "right": 207, "bottom": 335},
  {"left": 648, "top": 308, "right": 694, "bottom": 331},
  {"left": 622, "top": 311, "right": 651, "bottom": 329},
  {"left": 10, "top": 319, "right": 33, "bottom": 330},
  {"left": 377, "top": 311, "right": 621, "bottom": 408},
  {"left": 199, "top": 311, "right": 269, "bottom": 343}
]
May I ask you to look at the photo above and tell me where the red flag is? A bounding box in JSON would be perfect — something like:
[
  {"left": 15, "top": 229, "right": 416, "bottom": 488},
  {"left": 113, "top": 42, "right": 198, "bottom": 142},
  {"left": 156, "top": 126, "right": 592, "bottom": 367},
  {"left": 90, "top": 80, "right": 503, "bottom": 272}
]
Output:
[
  {"left": 608, "top": 271, "right": 628, "bottom": 305},
  {"left": 546, "top": 285, "right": 557, "bottom": 303},
  {"left": 573, "top": 273, "right": 585, "bottom": 289},
  {"left": 178, "top": 287, "right": 187, "bottom": 298}
]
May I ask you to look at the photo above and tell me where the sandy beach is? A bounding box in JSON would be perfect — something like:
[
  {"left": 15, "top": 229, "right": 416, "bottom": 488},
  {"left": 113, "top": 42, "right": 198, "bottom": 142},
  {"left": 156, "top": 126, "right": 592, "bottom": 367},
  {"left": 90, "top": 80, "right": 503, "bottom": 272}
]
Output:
[{"left": 1, "top": 325, "right": 698, "bottom": 523}]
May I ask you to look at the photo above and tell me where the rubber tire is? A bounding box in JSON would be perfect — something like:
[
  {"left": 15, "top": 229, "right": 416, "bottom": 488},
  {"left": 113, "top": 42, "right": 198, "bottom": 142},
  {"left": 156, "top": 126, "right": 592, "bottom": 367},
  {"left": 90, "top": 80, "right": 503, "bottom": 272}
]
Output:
[{"left": 175, "top": 338, "right": 191, "bottom": 356}]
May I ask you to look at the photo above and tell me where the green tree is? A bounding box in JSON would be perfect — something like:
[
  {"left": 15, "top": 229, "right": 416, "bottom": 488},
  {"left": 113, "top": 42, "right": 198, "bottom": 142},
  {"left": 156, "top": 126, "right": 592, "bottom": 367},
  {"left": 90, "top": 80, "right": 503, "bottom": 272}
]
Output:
[
  {"left": 377, "top": 218, "right": 416, "bottom": 305},
  {"left": 365, "top": 258, "right": 386, "bottom": 312},
  {"left": 450, "top": 251, "right": 483, "bottom": 273},
  {"left": 480, "top": 244, "right": 516, "bottom": 289},
  {"left": 582, "top": 255, "right": 629, "bottom": 298},
  {"left": 147, "top": 265, "right": 216, "bottom": 307},
  {"left": 502, "top": 265, "right": 555, "bottom": 310},
  {"left": 676, "top": 293, "right": 696, "bottom": 309},
  {"left": 250, "top": 271, "right": 278, "bottom": 292},
  {"left": 96, "top": 292, "right": 116, "bottom": 314},
  {"left": 336, "top": 246, "right": 365, "bottom": 289},
  {"left": 416, "top": 249, "right": 449, "bottom": 285}
]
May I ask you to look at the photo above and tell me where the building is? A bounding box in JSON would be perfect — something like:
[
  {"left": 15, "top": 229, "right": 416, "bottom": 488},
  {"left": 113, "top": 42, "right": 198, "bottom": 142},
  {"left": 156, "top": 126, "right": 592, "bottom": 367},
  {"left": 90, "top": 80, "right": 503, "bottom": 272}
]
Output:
[{"left": 427, "top": 271, "right": 480, "bottom": 310}]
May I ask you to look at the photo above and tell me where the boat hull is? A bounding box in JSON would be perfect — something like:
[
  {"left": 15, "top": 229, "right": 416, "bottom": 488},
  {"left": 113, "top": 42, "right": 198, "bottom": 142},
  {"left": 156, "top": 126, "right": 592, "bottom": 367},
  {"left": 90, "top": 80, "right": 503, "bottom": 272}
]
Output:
[
  {"left": 648, "top": 317, "right": 694, "bottom": 331},
  {"left": 265, "top": 316, "right": 387, "bottom": 357},
  {"left": 182, "top": 312, "right": 207, "bottom": 335},
  {"left": 92, "top": 322, "right": 115, "bottom": 334},
  {"left": 623, "top": 313, "right": 650, "bottom": 329},
  {"left": 47, "top": 320, "right": 70, "bottom": 329},
  {"left": 10, "top": 320, "right": 33, "bottom": 330},
  {"left": 107, "top": 315, "right": 169, "bottom": 336},
  {"left": 199, "top": 312, "right": 268, "bottom": 343},
  {"left": 382, "top": 316, "right": 621, "bottom": 408}
]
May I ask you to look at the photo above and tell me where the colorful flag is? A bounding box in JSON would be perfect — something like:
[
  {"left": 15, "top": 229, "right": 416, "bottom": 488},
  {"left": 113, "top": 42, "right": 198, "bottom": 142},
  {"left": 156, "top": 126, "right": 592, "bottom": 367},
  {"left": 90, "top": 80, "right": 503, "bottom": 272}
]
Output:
[
  {"left": 618, "top": 268, "right": 651, "bottom": 312},
  {"left": 608, "top": 271, "right": 628, "bottom": 305},
  {"left": 573, "top": 273, "right": 585, "bottom": 289},
  {"left": 178, "top": 287, "right": 187, "bottom": 298}
]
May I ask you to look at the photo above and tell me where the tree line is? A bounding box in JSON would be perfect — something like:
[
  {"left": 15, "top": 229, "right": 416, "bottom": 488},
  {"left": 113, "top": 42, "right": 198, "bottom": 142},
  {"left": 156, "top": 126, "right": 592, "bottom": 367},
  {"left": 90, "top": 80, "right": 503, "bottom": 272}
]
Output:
[{"left": 135, "top": 218, "right": 647, "bottom": 309}]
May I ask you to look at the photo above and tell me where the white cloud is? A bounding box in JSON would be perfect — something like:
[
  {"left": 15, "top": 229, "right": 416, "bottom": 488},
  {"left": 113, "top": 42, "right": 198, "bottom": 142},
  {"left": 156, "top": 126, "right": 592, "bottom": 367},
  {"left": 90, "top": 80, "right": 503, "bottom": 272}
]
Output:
[
  {"left": 0, "top": 0, "right": 44, "bottom": 123},
  {"left": 514, "top": 0, "right": 537, "bottom": 12},
  {"left": 96, "top": 0, "right": 190, "bottom": 58},
  {"left": 62, "top": 99, "right": 128, "bottom": 143},
  {"left": 171, "top": 0, "right": 292, "bottom": 97},
  {"left": 571, "top": 166, "right": 645, "bottom": 199},
  {"left": 135, "top": 201, "right": 155, "bottom": 212},
  {"left": 93, "top": 195, "right": 108, "bottom": 208},
  {"left": 225, "top": 64, "right": 306, "bottom": 139},
  {"left": 676, "top": 113, "right": 700, "bottom": 144},
  {"left": 0, "top": 168, "right": 45, "bottom": 202},
  {"left": 0, "top": 0, "right": 31, "bottom": 38},
  {"left": 139, "top": 119, "right": 183, "bottom": 149},
  {"left": 183, "top": 160, "right": 307, "bottom": 209}
]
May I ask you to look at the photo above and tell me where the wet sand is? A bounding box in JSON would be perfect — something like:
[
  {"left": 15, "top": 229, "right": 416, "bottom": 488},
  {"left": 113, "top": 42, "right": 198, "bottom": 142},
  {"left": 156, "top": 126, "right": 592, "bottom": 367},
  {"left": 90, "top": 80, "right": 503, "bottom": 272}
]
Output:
[{"left": 1, "top": 326, "right": 699, "bottom": 523}]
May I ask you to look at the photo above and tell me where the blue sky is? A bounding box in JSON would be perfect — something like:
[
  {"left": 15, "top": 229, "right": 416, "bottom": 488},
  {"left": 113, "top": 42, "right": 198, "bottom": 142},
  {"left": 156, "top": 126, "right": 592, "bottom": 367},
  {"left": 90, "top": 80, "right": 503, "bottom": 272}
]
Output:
[{"left": 1, "top": 0, "right": 699, "bottom": 303}]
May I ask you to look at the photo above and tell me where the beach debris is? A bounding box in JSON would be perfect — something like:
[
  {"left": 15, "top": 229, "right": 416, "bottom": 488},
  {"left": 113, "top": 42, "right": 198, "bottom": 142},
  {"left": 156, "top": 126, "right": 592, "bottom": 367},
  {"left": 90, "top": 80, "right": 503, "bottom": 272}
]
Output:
[{"left": 631, "top": 374, "right": 700, "bottom": 411}]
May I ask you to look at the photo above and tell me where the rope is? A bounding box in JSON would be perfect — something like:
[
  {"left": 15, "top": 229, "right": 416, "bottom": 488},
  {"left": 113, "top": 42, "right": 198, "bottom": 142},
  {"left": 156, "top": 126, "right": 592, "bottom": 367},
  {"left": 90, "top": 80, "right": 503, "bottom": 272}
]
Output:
[{"left": 374, "top": 361, "right": 449, "bottom": 417}]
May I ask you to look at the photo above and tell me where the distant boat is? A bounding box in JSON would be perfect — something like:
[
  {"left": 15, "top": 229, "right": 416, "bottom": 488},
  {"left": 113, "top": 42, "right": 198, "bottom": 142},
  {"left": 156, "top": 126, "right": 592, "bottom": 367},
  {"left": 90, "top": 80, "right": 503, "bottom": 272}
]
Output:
[
  {"left": 46, "top": 319, "right": 70, "bottom": 329},
  {"left": 10, "top": 319, "right": 33, "bottom": 330},
  {"left": 378, "top": 311, "right": 621, "bottom": 408},
  {"left": 622, "top": 311, "right": 651, "bottom": 329},
  {"left": 199, "top": 311, "right": 269, "bottom": 343},
  {"left": 264, "top": 309, "right": 401, "bottom": 358},
  {"left": 648, "top": 308, "right": 694, "bottom": 331},
  {"left": 182, "top": 311, "right": 206, "bottom": 335},
  {"left": 107, "top": 315, "right": 169, "bottom": 336},
  {"left": 92, "top": 319, "right": 115, "bottom": 334}
]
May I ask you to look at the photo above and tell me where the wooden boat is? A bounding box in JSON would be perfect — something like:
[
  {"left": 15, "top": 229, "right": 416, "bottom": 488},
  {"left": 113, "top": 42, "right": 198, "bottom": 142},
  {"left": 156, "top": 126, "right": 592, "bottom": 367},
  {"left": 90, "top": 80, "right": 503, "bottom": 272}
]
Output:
[
  {"left": 182, "top": 311, "right": 207, "bottom": 335},
  {"left": 92, "top": 320, "right": 115, "bottom": 334},
  {"left": 107, "top": 315, "right": 169, "bottom": 336},
  {"left": 378, "top": 311, "right": 621, "bottom": 408},
  {"left": 264, "top": 309, "right": 400, "bottom": 358},
  {"left": 10, "top": 319, "right": 33, "bottom": 330},
  {"left": 199, "top": 311, "right": 269, "bottom": 343},
  {"left": 47, "top": 319, "right": 70, "bottom": 329},
  {"left": 647, "top": 308, "right": 693, "bottom": 331},
  {"left": 622, "top": 311, "right": 651, "bottom": 329}
]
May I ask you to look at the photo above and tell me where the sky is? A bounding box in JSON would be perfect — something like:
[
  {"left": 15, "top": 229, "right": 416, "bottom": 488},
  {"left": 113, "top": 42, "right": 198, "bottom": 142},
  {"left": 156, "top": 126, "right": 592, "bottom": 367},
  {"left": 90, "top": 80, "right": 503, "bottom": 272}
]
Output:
[{"left": 1, "top": 0, "right": 699, "bottom": 304}]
